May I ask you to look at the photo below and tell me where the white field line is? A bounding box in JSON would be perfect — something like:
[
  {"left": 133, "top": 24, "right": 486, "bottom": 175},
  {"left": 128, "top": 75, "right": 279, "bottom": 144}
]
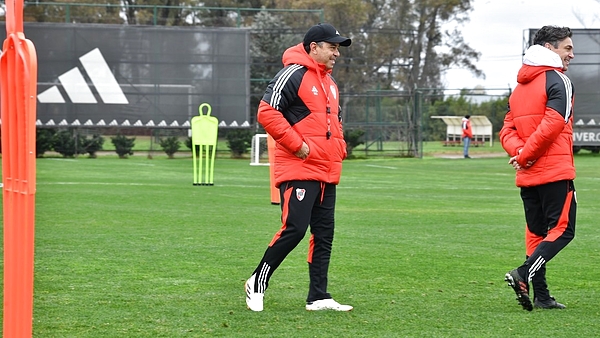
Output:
[{"left": 365, "top": 164, "right": 398, "bottom": 170}]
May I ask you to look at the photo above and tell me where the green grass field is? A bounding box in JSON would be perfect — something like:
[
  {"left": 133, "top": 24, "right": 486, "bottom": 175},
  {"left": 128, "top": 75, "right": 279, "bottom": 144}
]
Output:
[
  {"left": 1, "top": 153, "right": 600, "bottom": 337},
  {"left": 94, "top": 137, "right": 509, "bottom": 158}
]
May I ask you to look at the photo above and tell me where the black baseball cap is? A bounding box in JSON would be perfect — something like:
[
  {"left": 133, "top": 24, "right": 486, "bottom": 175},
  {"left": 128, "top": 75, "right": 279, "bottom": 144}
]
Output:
[{"left": 303, "top": 23, "right": 351, "bottom": 47}]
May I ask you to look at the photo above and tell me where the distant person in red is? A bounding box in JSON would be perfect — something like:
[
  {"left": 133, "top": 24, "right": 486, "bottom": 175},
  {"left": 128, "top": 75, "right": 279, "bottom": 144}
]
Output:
[
  {"left": 461, "top": 115, "right": 473, "bottom": 158},
  {"left": 245, "top": 23, "right": 353, "bottom": 312},
  {"left": 500, "top": 25, "right": 576, "bottom": 311}
]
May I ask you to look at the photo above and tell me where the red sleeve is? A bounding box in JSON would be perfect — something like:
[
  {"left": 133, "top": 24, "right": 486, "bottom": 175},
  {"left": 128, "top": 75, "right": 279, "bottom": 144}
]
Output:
[
  {"left": 499, "top": 110, "right": 524, "bottom": 156},
  {"left": 257, "top": 100, "right": 303, "bottom": 154}
]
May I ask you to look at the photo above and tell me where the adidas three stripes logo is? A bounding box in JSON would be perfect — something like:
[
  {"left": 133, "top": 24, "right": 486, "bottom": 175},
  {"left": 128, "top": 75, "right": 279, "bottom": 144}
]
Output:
[{"left": 38, "top": 48, "right": 128, "bottom": 105}]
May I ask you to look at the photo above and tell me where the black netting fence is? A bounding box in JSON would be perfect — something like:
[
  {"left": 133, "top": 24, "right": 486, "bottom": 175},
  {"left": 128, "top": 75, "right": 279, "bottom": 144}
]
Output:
[{"left": 1, "top": 22, "right": 250, "bottom": 128}]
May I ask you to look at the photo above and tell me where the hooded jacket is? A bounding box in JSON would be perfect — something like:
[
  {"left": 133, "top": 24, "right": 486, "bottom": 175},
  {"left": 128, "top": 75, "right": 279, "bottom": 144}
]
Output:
[
  {"left": 500, "top": 45, "right": 575, "bottom": 187},
  {"left": 257, "top": 43, "right": 347, "bottom": 188}
]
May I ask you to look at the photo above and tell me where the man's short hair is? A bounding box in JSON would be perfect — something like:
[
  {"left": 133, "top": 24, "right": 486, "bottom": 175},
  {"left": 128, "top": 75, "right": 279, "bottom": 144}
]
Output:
[{"left": 533, "top": 26, "right": 572, "bottom": 48}]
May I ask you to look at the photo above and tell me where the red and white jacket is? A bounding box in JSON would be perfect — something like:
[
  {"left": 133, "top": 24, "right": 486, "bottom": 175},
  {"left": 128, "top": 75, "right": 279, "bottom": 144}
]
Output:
[
  {"left": 257, "top": 43, "right": 347, "bottom": 188},
  {"left": 462, "top": 118, "right": 472, "bottom": 139},
  {"left": 500, "top": 44, "right": 575, "bottom": 187}
]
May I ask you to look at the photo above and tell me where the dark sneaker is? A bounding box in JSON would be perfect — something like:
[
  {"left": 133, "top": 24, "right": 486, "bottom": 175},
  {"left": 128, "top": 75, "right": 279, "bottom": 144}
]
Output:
[
  {"left": 534, "top": 297, "right": 566, "bottom": 309},
  {"left": 504, "top": 269, "right": 533, "bottom": 311}
]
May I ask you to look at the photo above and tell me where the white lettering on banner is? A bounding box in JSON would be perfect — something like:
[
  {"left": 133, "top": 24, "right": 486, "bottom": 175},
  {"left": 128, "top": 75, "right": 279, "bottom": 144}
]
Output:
[{"left": 573, "top": 132, "right": 600, "bottom": 142}]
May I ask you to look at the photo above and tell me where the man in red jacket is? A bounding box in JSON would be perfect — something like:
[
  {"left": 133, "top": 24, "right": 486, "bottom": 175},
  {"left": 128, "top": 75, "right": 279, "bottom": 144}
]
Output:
[
  {"left": 462, "top": 115, "right": 473, "bottom": 158},
  {"left": 500, "top": 25, "right": 576, "bottom": 311},
  {"left": 245, "top": 23, "right": 352, "bottom": 312}
]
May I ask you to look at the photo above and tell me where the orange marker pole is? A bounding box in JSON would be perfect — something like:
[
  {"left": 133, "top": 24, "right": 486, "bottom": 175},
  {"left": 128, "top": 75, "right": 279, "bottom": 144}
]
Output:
[
  {"left": 1, "top": 0, "right": 38, "bottom": 336},
  {"left": 267, "top": 134, "right": 279, "bottom": 205}
]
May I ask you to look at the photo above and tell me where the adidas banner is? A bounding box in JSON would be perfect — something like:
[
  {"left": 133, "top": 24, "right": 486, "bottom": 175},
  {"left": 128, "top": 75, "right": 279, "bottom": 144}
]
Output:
[{"left": 0, "top": 22, "right": 250, "bottom": 128}]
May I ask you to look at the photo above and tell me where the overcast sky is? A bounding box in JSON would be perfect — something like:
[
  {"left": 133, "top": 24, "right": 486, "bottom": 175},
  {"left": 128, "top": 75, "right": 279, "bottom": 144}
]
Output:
[{"left": 442, "top": 0, "right": 600, "bottom": 92}]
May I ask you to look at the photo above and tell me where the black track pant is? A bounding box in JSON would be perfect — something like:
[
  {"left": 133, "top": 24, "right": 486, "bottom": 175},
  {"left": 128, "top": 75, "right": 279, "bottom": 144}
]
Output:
[
  {"left": 252, "top": 180, "right": 336, "bottom": 303},
  {"left": 517, "top": 180, "right": 576, "bottom": 300}
]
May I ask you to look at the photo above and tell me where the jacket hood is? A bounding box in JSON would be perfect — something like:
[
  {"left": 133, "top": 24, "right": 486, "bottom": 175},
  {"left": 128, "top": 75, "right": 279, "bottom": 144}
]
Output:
[
  {"left": 517, "top": 45, "right": 563, "bottom": 84},
  {"left": 282, "top": 43, "right": 330, "bottom": 75}
]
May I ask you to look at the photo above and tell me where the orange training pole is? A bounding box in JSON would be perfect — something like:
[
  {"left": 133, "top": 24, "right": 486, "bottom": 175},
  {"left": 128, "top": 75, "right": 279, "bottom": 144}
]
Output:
[{"left": 1, "top": 0, "right": 38, "bottom": 336}]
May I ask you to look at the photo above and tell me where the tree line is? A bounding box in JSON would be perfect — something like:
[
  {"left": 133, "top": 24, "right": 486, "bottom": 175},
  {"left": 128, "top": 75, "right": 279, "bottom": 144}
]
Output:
[
  {"left": 14, "top": 0, "right": 509, "bottom": 141},
  {"left": 18, "top": 0, "right": 483, "bottom": 93}
]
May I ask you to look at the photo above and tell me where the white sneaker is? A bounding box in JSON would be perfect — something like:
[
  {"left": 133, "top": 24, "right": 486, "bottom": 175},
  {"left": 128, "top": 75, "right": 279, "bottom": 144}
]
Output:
[
  {"left": 245, "top": 274, "right": 264, "bottom": 312},
  {"left": 306, "top": 298, "right": 353, "bottom": 312}
]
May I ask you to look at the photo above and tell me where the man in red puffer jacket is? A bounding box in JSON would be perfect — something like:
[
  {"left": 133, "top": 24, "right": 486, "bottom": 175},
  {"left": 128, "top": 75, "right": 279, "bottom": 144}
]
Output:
[
  {"left": 245, "top": 23, "right": 352, "bottom": 312},
  {"left": 462, "top": 115, "right": 473, "bottom": 158},
  {"left": 500, "top": 25, "right": 576, "bottom": 312}
]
